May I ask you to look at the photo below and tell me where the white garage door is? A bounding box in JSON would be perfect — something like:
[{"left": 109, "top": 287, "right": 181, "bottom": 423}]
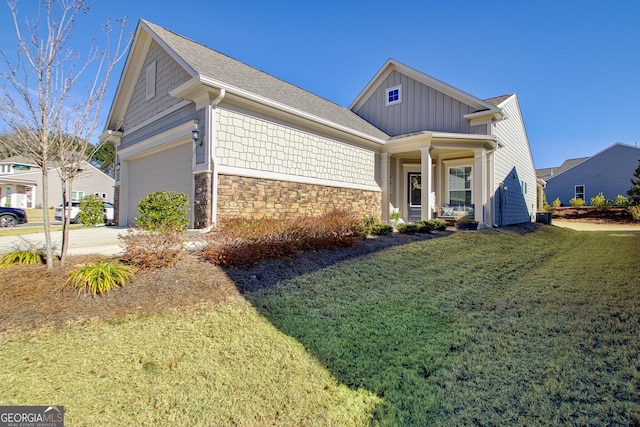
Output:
[{"left": 125, "top": 142, "right": 193, "bottom": 227}]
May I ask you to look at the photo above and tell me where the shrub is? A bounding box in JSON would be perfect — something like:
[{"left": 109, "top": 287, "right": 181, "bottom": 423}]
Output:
[
  {"left": 371, "top": 223, "right": 393, "bottom": 236},
  {"left": 78, "top": 195, "right": 106, "bottom": 226},
  {"left": 615, "top": 194, "right": 630, "bottom": 207},
  {"left": 628, "top": 205, "right": 640, "bottom": 222},
  {"left": 202, "top": 210, "right": 364, "bottom": 267},
  {"left": 589, "top": 192, "right": 611, "bottom": 209},
  {"left": 551, "top": 198, "right": 562, "bottom": 208},
  {"left": 120, "top": 229, "right": 184, "bottom": 270},
  {"left": 362, "top": 216, "right": 393, "bottom": 236},
  {"left": 569, "top": 197, "right": 585, "bottom": 207},
  {"left": 0, "top": 250, "right": 45, "bottom": 270},
  {"left": 430, "top": 219, "right": 449, "bottom": 231},
  {"left": 397, "top": 223, "right": 419, "bottom": 234},
  {"left": 66, "top": 260, "right": 133, "bottom": 296},
  {"left": 415, "top": 221, "right": 435, "bottom": 233},
  {"left": 136, "top": 191, "right": 189, "bottom": 233}
]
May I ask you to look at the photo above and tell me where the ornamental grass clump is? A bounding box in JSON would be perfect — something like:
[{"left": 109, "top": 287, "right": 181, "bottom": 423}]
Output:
[
  {"left": 66, "top": 260, "right": 133, "bottom": 296},
  {"left": 0, "top": 250, "right": 45, "bottom": 270}
]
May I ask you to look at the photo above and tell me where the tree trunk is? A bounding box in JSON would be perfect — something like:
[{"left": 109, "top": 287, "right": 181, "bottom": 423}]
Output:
[
  {"left": 59, "top": 178, "right": 72, "bottom": 266},
  {"left": 41, "top": 168, "right": 54, "bottom": 270}
]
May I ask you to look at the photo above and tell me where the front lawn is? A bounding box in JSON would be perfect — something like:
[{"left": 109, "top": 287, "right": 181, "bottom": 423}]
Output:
[{"left": 1, "top": 226, "right": 639, "bottom": 425}]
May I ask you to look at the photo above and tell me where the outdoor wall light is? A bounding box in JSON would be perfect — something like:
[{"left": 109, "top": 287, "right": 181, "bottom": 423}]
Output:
[{"left": 192, "top": 127, "right": 201, "bottom": 146}]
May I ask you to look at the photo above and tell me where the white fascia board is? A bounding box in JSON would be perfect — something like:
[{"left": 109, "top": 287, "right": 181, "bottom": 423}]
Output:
[
  {"left": 118, "top": 120, "right": 197, "bottom": 160},
  {"left": 103, "top": 29, "right": 151, "bottom": 133},
  {"left": 350, "top": 59, "right": 496, "bottom": 112},
  {"left": 171, "top": 76, "right": 386, "bottom": 147}
]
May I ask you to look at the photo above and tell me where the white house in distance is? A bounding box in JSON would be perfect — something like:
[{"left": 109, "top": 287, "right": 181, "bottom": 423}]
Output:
[
  {"left": 0, "top": 156, "right": 115, "bottom": 209},
  {"left": 102, "top": 20, "right": 537, "bottom": 228}
]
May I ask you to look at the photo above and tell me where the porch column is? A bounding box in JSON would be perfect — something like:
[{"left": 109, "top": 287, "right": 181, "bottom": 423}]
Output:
[
  {"left": 420, "top": 146, "right": 432, "bottom": 220},
  {"left": 380, "top": 152, "right": 389, "bottom": 222},
  {"left": 473, "top": 149, "right": 487, "bottom": 222}
]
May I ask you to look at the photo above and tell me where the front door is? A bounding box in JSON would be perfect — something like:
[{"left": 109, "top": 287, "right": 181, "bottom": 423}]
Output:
[{"left": 408, "top": 172, "right": 421, "bottom": 222}]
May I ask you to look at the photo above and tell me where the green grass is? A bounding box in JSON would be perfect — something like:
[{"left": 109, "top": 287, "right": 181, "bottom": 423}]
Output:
[
  {"left": 245, "top": 227, "right": 640, "bottom": 425},
  {"left": 1, "top": 227, "right": 639, "bottom": 425}
]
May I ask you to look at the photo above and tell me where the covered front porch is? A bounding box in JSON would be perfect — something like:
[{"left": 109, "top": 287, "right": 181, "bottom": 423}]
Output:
[{"left": 380, "top": 131, "right": 498, "bottom": 226}]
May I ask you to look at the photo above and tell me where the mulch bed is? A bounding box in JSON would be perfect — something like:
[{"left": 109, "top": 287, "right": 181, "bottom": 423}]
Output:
[{"left": 551, "top": 206, "right": 635, "bottom": 223}]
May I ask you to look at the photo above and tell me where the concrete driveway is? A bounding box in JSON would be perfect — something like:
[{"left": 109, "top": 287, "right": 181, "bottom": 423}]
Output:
[{"left": 0, "top": 226, "right": 126, "bottom": 256}]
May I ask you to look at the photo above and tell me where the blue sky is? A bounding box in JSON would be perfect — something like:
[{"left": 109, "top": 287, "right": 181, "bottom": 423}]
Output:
[{"left": 1, "top": 0, "right": 638, "bottom": 168}]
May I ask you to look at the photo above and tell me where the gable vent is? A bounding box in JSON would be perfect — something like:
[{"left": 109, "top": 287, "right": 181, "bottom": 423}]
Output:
[{"left": 146, "top": 61, "right": 157, "bottom": 100}]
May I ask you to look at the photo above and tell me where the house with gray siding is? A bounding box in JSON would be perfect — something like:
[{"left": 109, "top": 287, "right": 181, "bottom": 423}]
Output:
[
  {"left": 0, "top": 156, "right": 114, "bottom": 209},
  {"left": 540, "top": 143, "right": 640, "bottom": 205},
  {"left": 102, "top": 20, "right": 537, "bottom": 228}
]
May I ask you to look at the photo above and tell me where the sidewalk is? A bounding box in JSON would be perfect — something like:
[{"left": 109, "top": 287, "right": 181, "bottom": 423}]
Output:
[
  {"left": 0, "top": 226, "right": 126, "bottom": 256},
  {"left": 552, "top": 219, "right": 640, "bottom": 231}
]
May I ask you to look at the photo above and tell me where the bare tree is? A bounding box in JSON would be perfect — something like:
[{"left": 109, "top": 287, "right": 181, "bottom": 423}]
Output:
[{"left": 0, "top": 0, "right": 130, "bottom": 267}]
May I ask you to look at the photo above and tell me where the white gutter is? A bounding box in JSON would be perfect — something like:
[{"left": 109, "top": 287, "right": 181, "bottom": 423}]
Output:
[
  {"left": 171, "top": 76, "right": 387, "bottom": 146},
  {"left": 201, "top": 89, "right": 226, "bottom": 233}
]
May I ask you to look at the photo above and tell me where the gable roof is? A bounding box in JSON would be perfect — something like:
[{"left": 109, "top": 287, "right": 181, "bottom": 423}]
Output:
[
  {"left": 105, "top": 20, "right": 388, "bottom": 142},
  {"left": 485, "top": 94, "right": 514, "bottom": 107},
  {"left": 0, "top": 155, "right": 38, "bottom": 167},
  {"left": 349, "top": 58, "right": 503, "bottom": 116},
  {"left": 538, "top": 143, "right": 640, "bottom": 180}
]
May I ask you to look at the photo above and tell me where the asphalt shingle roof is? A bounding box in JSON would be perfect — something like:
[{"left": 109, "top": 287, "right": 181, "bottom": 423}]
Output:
[{"left": 143, "top": 20, "right": 389, "bottom": 141}]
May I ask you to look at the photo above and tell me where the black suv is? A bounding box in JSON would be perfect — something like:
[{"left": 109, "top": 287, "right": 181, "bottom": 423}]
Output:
[{"left": 0, "top": 207, "right": 28, "bottom": 227}]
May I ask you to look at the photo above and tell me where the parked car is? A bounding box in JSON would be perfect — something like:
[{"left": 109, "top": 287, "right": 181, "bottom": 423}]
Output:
[
  {"left": 0, "top": 206, "right": 28, "bottom": 227},
  {"left": 55, "top": 201, "right": 115, "bottom": 225}
]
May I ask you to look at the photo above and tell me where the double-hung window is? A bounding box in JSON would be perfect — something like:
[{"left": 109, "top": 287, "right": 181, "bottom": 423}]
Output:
[{"left": 449, "top": 166, "right": 472, "bottom": 205}]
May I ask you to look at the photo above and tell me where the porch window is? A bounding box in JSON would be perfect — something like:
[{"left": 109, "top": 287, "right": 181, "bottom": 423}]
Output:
[
  {"left": 449, "top": 166, "right": 472, "bottom": 205},
  {"left": 409, "top": 172, "right": 421, "bottom": 207},
  {"left": 575, "top": 185, "right": 585, "bottom": 200}
]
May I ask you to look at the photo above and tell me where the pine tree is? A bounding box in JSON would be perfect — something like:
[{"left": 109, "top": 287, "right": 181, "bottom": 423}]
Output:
[{"left": 628, "top": 159, "right": 640, "bottom": 206}]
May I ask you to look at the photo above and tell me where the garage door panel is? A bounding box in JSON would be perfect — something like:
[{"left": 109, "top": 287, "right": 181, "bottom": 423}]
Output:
[{"left": 126, "top": 143, "right": 192, "bottom": 226}]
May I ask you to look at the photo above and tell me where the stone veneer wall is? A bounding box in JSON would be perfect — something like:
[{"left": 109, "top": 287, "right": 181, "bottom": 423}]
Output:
[
  {"left": 193, "top": 171, "right": 212, "bottom": 229},
  {"left": 216, "top": 174, "right": 381, "bottom": 222}
]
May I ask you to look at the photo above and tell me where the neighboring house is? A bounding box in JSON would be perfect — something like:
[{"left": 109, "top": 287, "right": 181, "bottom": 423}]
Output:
[
  {"left": 0, "top": 156, "right": 115, "bottom": 209},
  {"left": 102, "top": 20, "right": 538, "bottom": 229},
  {"left": 538, "top": 143, "right": 640, "bottom": 205}
]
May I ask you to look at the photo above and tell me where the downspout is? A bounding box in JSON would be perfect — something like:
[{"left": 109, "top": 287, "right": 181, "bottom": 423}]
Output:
[{"left": 202, "top": 89, "right": 225, "bottom": 233}]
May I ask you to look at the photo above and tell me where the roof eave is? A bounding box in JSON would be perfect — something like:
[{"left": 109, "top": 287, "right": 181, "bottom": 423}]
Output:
[{"left": 171, "top": 76, "right": 387, "bottom": 147}]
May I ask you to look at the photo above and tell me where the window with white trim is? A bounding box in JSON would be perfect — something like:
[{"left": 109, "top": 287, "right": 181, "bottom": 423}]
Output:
[
  {"left": 71, "top": 191, "right": 85, "bottom": 201},
  {"left": 146, "top": 61, "right": 156, "bottom": 100},
  {"left": 449, "top": 166, "right": 472, "bottom": 205},
  {"left": 575, "top": 185, "right": 585, "bottom": 200},
  {"left": 385, "top": 85, "right": 402, "bottom": 106}
]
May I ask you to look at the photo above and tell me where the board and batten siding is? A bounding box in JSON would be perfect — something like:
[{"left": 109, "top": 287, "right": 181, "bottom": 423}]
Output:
[
  {"left": 492, "top": 95, "right": 537, "bottom": 225},
  {"left": 544, "top": 144, "right": 640, "bottom": 205},
  {"left": 354, "top": 70, "right": 488, "bottom": 137},
  {"left": 216, "top": 109, "right": 379, "bottom": 189},
  {"left": 123, "top": 40, "right": 192, "bottom": 130}
]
